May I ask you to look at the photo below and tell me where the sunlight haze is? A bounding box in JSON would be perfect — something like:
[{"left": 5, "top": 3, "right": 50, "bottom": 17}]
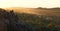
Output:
[{"left": 0, "top": 0, "right": 60, "bottom": 8}]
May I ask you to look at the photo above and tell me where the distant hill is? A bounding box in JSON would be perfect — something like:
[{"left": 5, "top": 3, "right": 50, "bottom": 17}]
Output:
[
  {"left": 49, "top": 8, "right": 60, "bottom": 10},
  {"left": 37, "top": 7, "right": 60, "bottom": 10},
  {"left": 2, "top": 7, "right": 60, "bottom": 16},
  {"left": 0, "top": 8, "right": 5, "bottom": 10}
]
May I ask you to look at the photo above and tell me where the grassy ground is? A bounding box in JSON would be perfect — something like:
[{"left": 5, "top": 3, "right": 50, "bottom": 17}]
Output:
[{"left": 2, "top": 8, "right": 60, "bottom": 31}]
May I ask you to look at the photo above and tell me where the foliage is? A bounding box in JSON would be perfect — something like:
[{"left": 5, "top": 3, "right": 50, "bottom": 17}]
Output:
[
  {"left": 0, "top": 8, "right": 60, "bottom": 31},
  {"left": 16, "top": 12, "right": 60, "bottom": 31}
]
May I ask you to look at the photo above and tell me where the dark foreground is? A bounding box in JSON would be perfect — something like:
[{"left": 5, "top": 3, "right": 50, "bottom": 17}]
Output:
[{"left": 0, "top": 9, "right": 60, "bottom": 31}]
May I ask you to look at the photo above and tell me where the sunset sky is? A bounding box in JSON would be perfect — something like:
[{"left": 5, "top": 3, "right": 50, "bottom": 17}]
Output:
[{"left": 0, "top": 0, "right": 60, "bottom": 8}]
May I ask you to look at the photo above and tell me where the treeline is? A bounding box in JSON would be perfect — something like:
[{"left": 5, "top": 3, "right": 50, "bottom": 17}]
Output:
[{"left": 0, "top": 8, "right": 60, "bottom": 31}]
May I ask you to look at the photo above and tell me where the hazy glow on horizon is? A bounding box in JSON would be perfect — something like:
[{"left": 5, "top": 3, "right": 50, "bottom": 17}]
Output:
[{"left": 0, "top": 0, "right": 60, "bottom": 8}]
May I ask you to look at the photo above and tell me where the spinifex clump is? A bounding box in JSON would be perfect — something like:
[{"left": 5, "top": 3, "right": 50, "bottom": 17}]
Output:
[{"left": 0, "top": 9, "right": 19, "bottom": 31}]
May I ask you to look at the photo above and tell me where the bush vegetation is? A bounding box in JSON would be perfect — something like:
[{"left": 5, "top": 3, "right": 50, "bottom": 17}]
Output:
[{"left": 0, "top": 8, "right": 60, "bottom": 31}]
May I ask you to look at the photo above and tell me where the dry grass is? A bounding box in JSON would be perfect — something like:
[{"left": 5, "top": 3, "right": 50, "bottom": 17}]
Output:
[{"left": 3, "top": 7, "right": 60, "bottom": 17}]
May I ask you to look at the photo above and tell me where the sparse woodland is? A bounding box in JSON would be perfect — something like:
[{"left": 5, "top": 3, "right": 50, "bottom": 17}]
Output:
[{"left": 0, "top": 8, "right": 60, "bottom": 31}]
